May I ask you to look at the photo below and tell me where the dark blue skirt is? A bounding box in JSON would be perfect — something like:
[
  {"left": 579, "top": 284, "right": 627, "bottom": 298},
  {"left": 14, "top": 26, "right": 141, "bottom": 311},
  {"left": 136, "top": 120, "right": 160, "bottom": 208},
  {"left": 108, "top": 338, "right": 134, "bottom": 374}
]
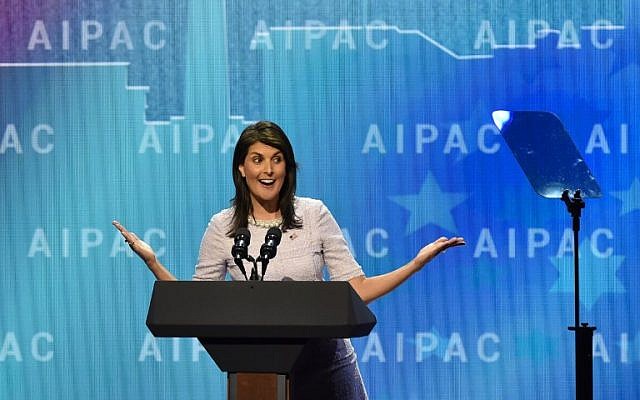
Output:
[{"left": 290, "top": 339, "right": 368, "bottom": 400}]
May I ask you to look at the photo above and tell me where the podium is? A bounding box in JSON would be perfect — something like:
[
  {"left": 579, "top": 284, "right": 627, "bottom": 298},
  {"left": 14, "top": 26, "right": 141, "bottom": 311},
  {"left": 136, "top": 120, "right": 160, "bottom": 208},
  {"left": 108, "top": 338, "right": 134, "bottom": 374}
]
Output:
[{"left": 146, "top": 281, "right": 376, "bottom": 400}]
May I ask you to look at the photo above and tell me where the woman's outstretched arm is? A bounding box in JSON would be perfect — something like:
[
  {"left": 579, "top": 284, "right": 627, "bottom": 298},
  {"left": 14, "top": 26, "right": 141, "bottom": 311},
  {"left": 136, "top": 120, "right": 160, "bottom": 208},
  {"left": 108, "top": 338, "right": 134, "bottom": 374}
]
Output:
[
  {"left": 112, "top": 220, "right": 177, "bottom": 281},
  {"left": 348, "top": 236, "right": 465, "bottom": 304}
]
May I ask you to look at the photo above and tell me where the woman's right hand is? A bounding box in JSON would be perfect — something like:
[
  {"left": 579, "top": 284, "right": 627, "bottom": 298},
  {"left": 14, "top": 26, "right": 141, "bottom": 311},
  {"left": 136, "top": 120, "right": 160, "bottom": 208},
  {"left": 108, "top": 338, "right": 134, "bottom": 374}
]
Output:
[{"left": 112, "top": 220, "right": 158, "bottom": 266}]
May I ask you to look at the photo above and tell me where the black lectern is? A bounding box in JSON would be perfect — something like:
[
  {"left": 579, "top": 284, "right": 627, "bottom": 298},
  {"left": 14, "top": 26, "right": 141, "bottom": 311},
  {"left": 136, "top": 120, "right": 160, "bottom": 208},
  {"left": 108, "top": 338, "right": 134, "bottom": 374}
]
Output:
[{"left": 146, "top": 281, "right": 376, "bottom": 400}]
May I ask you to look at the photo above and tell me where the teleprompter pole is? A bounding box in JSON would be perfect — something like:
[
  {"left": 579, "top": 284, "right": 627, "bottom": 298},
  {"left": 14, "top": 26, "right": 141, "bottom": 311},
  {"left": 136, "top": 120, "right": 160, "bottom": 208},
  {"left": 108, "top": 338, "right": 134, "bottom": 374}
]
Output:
[{"left": 561, "top": 190, "right": 596, "bottom": 400}]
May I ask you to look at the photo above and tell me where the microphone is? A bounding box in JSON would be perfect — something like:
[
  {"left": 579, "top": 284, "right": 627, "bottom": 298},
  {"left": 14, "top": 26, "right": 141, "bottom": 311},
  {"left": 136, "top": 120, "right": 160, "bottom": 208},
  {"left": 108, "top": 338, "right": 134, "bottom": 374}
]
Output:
[
  {"left": 260, "top": 227, "right": 282, "bottom": 259},
  {"left": 259, "top": 227, "right": 282, "bottom": 280},
  {"left": 231, "top": 228, "right": 251, "bottom": 280}
]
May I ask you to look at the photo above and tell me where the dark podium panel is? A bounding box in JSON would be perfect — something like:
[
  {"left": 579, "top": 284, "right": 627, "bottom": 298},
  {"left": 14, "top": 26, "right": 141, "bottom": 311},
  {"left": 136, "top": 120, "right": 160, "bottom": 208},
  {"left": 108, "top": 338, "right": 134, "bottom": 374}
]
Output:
[{"left": 146, "top": 280, "right": 376, "bottom": 398}]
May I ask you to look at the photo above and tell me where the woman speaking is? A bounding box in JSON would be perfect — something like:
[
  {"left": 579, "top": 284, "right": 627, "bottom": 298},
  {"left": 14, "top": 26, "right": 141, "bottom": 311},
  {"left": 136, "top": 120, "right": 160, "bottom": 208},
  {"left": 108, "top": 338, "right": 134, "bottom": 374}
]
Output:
[{"left": 113, "top": 120, "right": 465, "bottom": 399}]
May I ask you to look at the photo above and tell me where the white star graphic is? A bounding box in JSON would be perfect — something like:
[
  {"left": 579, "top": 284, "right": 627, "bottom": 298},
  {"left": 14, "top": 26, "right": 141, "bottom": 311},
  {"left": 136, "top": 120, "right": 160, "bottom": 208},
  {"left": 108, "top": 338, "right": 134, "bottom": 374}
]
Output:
[
  {"left": 390, "top": 171, "right": 467, "bottom": 235},
  {"left": 610, "top": 178, "right": 640, "bottom": 216},
  {"left": 549, "top": 239, "right": 625, "bottom": 310}
]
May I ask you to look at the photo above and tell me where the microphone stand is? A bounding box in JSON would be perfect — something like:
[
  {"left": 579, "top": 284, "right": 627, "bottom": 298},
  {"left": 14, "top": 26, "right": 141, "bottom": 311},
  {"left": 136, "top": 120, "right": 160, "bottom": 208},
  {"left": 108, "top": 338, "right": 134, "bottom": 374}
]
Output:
[
  {"left": 247, "top": 256, "right": 260, "bottom": 281},
  {"left": 234, "top": 258, "right": 249, "bottom": 281},
  {"left": 562, "top": 190, "right": 596, "bottom": 400},
  {"left": 258, "top": 257, "right": 269, "bottom": 281}
]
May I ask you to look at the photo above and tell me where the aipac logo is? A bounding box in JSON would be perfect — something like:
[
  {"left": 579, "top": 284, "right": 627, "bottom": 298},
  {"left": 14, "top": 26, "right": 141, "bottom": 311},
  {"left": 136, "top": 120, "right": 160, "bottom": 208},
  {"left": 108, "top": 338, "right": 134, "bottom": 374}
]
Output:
[
  {"left": 0, "top": 2, "right": 188, "bottom": 122},
  {"left": 473, "top": 19, "right": 623, "bottom": 51}
]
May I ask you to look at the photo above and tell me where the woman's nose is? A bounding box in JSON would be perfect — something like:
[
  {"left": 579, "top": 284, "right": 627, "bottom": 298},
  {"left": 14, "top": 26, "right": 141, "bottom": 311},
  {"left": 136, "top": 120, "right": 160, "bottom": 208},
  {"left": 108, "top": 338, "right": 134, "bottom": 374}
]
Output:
[{"left": 264, "top": 161, "right": 273, "bottom": 174}]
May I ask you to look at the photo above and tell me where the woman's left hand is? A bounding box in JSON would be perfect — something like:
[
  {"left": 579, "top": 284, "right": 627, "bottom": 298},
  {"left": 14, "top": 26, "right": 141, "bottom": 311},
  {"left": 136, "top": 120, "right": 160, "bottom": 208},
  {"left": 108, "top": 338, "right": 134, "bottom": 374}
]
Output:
[{"left": 413, "top": 236, "right": 466, "bottom": 270}]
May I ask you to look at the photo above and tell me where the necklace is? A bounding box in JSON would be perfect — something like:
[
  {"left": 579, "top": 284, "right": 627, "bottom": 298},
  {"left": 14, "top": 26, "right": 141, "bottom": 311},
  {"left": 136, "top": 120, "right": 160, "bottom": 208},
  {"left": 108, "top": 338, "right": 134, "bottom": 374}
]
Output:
[{"left": 248, "top": 216, "right": 283, "bottom": 229}]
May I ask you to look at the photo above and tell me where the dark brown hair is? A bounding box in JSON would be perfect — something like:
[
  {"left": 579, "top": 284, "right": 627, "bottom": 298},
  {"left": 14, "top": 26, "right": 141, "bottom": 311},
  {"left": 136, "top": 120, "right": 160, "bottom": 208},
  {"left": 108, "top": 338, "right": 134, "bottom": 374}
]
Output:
[{"left": 227, "top": 121, "right": 302, "bottom": 236}]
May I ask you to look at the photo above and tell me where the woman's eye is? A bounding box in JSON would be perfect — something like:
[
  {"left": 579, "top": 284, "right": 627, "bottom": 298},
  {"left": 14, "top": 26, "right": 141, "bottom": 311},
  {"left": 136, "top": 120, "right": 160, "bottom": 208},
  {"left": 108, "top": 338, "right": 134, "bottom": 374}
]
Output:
[
  {"left": 252, "top": 157, "right": 261, "bottom": 164},
  {"left": 273, "top": 156, "right": 282, "bottom": 163}
]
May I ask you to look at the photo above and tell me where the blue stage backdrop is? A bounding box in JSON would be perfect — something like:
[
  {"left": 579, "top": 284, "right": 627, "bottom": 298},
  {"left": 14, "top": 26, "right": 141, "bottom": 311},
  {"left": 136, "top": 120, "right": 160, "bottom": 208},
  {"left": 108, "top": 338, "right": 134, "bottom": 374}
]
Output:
[{"left": 1, "top": 1, "right": 638, "bottom": 399}]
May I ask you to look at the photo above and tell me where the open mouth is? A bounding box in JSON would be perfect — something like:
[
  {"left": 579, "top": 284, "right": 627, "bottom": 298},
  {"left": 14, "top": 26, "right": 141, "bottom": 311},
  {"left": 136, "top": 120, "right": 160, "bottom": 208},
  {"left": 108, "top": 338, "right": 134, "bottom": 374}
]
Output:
[{"left": 258, "top": 179, "right": 276, "bottom": 187}]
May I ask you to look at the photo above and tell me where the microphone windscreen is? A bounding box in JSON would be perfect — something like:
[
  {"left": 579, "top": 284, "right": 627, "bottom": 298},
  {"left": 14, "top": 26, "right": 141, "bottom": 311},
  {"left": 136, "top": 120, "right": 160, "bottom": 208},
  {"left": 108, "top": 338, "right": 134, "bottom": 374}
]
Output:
[
  {"left": 266, "top": 227, "right": 282, "bottom": 245},
  {"left": 236, "top": 227, "right": 251, "bottom": 242}
]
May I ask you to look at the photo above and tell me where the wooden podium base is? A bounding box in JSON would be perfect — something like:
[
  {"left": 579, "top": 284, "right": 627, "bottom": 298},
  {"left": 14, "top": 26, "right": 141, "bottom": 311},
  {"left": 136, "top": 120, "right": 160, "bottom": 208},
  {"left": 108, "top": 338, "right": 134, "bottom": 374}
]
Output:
[{"left": 228, "top": 373, "right": 290, "bottom": 400}]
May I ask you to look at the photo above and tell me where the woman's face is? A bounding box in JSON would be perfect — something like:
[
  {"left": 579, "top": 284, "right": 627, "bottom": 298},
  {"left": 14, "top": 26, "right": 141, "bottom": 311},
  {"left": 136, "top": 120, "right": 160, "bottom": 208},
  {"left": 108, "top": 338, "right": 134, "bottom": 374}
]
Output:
[{"left": 238, "top": 141, "right": 286, "bottom": 210}]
